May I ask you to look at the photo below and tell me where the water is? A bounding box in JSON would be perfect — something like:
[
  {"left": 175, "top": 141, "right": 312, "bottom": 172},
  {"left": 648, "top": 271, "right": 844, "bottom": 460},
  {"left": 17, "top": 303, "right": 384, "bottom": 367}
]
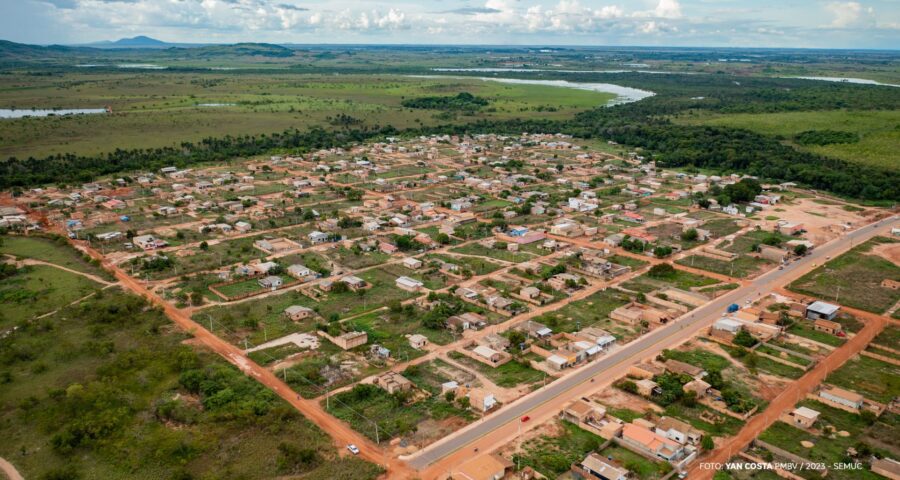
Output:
[
  {"left": 0, "top": 108, "right": 107, "bottom": 119},
  {"left": 431, "top": 67, "right": 684, "bottom": 75},
  {"left": 789, "top": 76, "right": 899, "bottom": 88},
  {"left": 411, "top": 75, "right": 655, "bottom": 105}
]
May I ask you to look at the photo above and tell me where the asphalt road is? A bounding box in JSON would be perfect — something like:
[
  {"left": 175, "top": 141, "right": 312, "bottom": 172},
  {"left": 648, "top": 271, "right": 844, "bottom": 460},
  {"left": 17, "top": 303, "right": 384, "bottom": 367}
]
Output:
[{"left": 409, "top": 215, "right": 898, "bottom": 471}]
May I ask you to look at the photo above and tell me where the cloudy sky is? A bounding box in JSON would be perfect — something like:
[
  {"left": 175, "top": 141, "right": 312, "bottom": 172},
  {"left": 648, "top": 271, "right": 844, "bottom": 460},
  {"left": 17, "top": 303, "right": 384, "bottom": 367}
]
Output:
[{"left": 3, "top": 0, "right": 899, "bottom": 48}]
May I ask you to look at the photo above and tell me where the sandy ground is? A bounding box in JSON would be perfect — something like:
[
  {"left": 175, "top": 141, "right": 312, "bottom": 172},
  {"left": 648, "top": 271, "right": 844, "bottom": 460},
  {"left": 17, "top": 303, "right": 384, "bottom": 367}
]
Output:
[
  {"left": 870, "top": 242, "right": 900, "bottom": 264},
  {"left": 764, "top": 198, "right": 869, "bottom": 245}
]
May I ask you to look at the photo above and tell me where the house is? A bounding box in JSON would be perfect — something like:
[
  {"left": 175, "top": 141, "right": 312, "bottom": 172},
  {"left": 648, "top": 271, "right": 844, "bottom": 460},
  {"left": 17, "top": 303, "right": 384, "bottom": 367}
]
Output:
[
  {"left": 520, "top": 286, "right": 541, "bottom": 300},
  {"left": 683, "top": 379, "right": 711, "bottom": 397},
  {"left": 628, "top": 363, "right": 665, "bottom": 380},
  {"left": 450, "top": 454, "right": 512, "bottom": 480},
  {"left": 635, "top": 379, "right": 661, "bottom": 397},
  {"left": 664, "top": 359, "right": 704, "bottom": 378},
  {"left": 818, "top": 386, "right": 864, "bottom": 410},
  {"left": 468, "top": 389, "right": 498, "bottom": 412},
  {"left": 235, "top": 221, "right": 252, "bottom": 233},
  {"left": 480, "top": 333, "right": 511, "bottom": 351},
  {"left": 308, "top": 231, "right": 331, "bottom": 244},
  {"left": 520, "top": 320, "right": 552, "bottom": 339},
  {"left": 655, "top": 416, "right": 702, "bottom": 445},
  {"left": 258, "top": 276, "right": 283, "bottom": 289},
  {"left": 370, "top": 344, "right": 391, "bottom": 359},
  {"left": 473, "top": 345, "right": 503, "bottom": 364},
  {"left": 287, "top": 264, "right": 317, "bottom": 280},
  {"left": 814, "top": 319, "right": 843, "bottom": 335},
  {"left": 374, "top": 371, "right": 413, "bottom": 394},
  {"left": 408, "top": 334, "right": 428, "bottom": 350},
  {"left": 781, "top": 406, "right": 820, "bottom": 429},
  {"left": 759, "top": 245, "right": 790, "bottom": 263},
  {"left": 561, "top": 399, "right": 606, "bottom": 425},
  {"left": 133, "top": 234, "right": 167, "bottom": 250},
  {"left": 402, "top": 257, "right": 423, "bottom": 269},
  {"left": 871, "top": 458, "right": 900, "bottom": 480},
  {"left": 341, "top": 275, "right": 367, "bottom": 290},
  {"left": 713, "top": 318, "right": 742, "bottom": 334},
  {"left": 548, "top": 273, "right": 582, "bottom": 291},
  {"left": 579, "top": 453, "right": 628, "bottom": 480},
  {"left": 806, "top": 301, "right": 840, "bottom": 320},
  {"left": 577, "top": 327, "right": 617, "bottom": 350},
  {"left": 331, "top": 331, "right": 368, "bottom": 350},
  {"left": 396, "top": 276, "right": 425, "bottom": 292},
  {"left": 284, "top": 305, "right": 314, "bottom": 321},
  {"left": 620, "top": 423, "right": 684, "bottom": 461}
]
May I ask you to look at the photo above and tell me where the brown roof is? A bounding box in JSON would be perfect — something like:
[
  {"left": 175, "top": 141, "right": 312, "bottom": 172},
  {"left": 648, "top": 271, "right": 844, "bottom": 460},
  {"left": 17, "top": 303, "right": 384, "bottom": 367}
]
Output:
[{"left": 453, "top": 454, "right": 512, "bottom": 480}]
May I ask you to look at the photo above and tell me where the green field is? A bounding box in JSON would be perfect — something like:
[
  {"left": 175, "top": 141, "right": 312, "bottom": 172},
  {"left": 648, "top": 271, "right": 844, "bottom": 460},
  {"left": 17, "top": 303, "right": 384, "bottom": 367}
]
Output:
[
  {"left": 0, "top": 234, "right": 111, "bottom": 279},
  {"left": 789, "top": 236, "right": 900, "bottom": 313},
  {"left": 680, "top": 110, "right": 900, "bottom": 169},
  {"left": 0, "top": 286, "right": 382, "bottom": 479},
  {"left": 0, "top": 264, "right": 101, "bottom": 325},
  {"left": 0, "top": 72, "right": 614, "bottom": 159}
]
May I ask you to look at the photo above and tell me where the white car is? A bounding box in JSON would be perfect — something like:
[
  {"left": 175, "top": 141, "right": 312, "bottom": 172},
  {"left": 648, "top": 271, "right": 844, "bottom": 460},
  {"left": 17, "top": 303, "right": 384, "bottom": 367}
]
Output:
[{"left": 347, "top": 444, "right": 360, "bottom": 455}]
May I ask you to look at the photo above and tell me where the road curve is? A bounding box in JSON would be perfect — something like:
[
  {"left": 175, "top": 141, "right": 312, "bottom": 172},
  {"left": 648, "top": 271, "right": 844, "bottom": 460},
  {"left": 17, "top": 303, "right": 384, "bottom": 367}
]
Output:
[
  {"left": 408, "top": 216, "right": 898, "bottom": 472},
  {"left": 0, "top": 458, "right": 24, "bottom": 480}
]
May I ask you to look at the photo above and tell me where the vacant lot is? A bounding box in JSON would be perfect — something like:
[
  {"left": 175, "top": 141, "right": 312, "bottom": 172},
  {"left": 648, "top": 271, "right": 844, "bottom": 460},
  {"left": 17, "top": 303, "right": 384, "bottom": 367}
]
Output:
[
  {"left": 0, "top": 264, "right": 101, "bottom": 325},
  {"left": 826, "top": 354, "right": 900, "bottom": 403},
  {"left": 789, "top": 236, "right": 900, "bottom": 313},
  {"left": 0, "top": 234, "right": 110, "bottom": 279}
]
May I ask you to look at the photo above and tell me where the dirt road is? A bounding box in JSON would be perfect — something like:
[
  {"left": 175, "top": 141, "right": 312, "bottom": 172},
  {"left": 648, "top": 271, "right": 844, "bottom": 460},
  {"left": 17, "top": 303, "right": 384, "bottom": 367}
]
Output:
[
  {"left": 688, "top": 309, "right": 887, "bottom": 479},
  {"left": 0, "top": 458, "right": 23, "bottom": 480},
  {"left": 71, "top": 240, "right": 415, "bottom": 478}
]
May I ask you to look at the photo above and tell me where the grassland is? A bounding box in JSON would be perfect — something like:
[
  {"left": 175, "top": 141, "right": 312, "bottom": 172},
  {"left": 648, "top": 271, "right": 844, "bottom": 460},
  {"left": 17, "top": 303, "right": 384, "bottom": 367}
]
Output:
[
  {"left": 0, "top": 234, "right": 111, "bottom": 279},
  {"left": 789, "top": 236, "right": 900, "bottom": 313},
  {"left": 0, "top": 264, "right": 101, "bottom": 325},
  {"left": 680, "top": 109, "right": 900, "bottom": 170},
  {"left": 825, "top": 354, "right": 900, "bottom": 403},
  {"left": 0, "top": 72, "right": 615, "bottom": 159},
  {"left": 0, "top": 285, "right": 382, "bottom": 480}
]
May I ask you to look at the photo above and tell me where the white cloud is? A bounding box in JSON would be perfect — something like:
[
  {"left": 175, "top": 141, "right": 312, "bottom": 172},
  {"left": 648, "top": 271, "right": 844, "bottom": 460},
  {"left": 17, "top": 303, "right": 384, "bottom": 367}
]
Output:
[{"left": 825, "top": 1, "right": 874, "bottom": 28}]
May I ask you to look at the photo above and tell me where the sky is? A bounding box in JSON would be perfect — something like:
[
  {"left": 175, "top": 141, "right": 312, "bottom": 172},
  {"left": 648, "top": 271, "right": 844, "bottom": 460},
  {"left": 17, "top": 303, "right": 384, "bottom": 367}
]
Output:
[{"left": 2, "top": 0, "right": 899, "bottom": 49}]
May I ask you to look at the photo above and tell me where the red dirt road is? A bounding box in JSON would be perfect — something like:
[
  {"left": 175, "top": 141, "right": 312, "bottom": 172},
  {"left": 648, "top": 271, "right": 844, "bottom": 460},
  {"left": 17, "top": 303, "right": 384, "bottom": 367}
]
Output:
[
  {"left": 688, "top": 310, "right": 887, "bottom": 479},
  {"left": 72, "top": 240, "right": 414, "bottom": 478}
]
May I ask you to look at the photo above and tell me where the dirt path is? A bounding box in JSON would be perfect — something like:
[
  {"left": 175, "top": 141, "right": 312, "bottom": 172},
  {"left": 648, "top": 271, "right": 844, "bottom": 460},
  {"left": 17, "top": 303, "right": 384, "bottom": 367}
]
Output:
[
  {"left": 688, "top": 310, "right": 887, "bottom": 479},
  {"left": 70, "top": 239, "right": 415, "bottom": 478},
  {"left": 4, "top": 255, "right": 115, "bottom": 285},
  {"left": 0, "top": 458, "right": 24, "bottom": 480}
]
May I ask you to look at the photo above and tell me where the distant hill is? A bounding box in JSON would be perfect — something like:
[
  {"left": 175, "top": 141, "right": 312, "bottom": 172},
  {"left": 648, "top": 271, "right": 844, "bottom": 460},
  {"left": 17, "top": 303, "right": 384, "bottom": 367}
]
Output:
[
  {"left": 101, "top": 35, "right": 170, "bottom": 48},
  {"left": 0, "top": 39, "right": 297, "bottom": 66}
]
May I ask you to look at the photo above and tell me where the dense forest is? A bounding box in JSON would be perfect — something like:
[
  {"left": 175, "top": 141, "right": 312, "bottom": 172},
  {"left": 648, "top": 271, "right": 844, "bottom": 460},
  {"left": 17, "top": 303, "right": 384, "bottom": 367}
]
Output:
[
  {"left": 401, "top": 92, "right": 489, "bottom": 111},
  {"left": 1, "top": 71, "right": 898, "bottom": 201}
]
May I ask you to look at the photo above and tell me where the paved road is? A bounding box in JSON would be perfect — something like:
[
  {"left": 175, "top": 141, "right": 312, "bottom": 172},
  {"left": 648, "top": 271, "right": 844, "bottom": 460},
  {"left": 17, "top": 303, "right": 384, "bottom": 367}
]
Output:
[{"left": 408, "top": 215, "right": 898, "bottom": 472}]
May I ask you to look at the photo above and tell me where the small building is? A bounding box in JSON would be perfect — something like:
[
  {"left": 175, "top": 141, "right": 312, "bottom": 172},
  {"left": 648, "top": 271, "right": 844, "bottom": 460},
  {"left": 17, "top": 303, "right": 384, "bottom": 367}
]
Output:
[
  {"left": 561, "top": 399, "right": 605, "bottom": 425},
  {"left": 450, "top": 454, "right": 512, "bottom": 480},
  {"left": 473, "top": 345, "right": 503, "bottom": 364},
  {"left": 813, "top": 319, "right": 843, "bottom": 335},
  {"left": 468, "top": 389, "right": 498, "bottom": 413},
  {"left": 871, "top": 458, "right": 900, "bottom": 480},
  {"left": 341, "top": 275, "right": 367, "bottom": 290},
  {"left": 759, "top": 245, "right": 790, "bottom": 263},
  {"left": 308, "top": 231, "right": 331, "bottom": 244},
  {"left": 520, "top": 320, "right": 552, "bottom": 339},
  {"left": 402, "top": 257, "right": 423, "bottom": 269},
  {"left": 579, "top": 453, "right": 628, "bottom": 480},
  {"left": 520, "top": 286, "right": 541, "bottom": 300},
  {"left": 374, "top": 371, "right": 413, "bottom": 394},
  {"left": 713, "top": 318, "right": 742, "bottom": 334},
  {"left": 683, "top": 378, "right": 711, "bottom": 397},
  {"left": 635, "top": 379, "right": 661, "bottom": 397},
  {"left": 781, "top": 406, "right": 820, "bottom": 429},
  {"left": 408, "top": 334, "right": 428, "bottom": 350},
  {"left": 258, "top": 276, "right": 283, "bottom": 289},
  {"left": 332, "top": 331, "right": 368, "bottom": 350},
  {"left": 287, "top": 264, "right": 317, "bottom": 280},
  {"left": 655, "top": 416, "right": 702, "bottom": 445},
  {"left": 806, "top": 301, "right": 840, "bottom": 321},
  {"left": 284, "top": 305, "right": 315, "bottom": 321},
  {"left": 664, "top": 359, "right": 704, "bottom": 378},
  {"left": 818, "top": 386, "right": 864, "bottom": 410},
  {"left": 396, "top": 276, "right": 425, "bottom": 292},
  {"left": 628, "top": 363, "right": 665, "bottom": 380},
  {"left": 620, "top": 423, "right": 684, "bottom": 461}
]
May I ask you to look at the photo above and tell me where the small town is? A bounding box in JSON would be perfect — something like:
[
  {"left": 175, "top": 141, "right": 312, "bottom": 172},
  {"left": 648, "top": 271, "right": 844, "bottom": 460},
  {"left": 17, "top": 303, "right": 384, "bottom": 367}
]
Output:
[{"left": 2, "top": 131, "right": 898, "bottom": 480}]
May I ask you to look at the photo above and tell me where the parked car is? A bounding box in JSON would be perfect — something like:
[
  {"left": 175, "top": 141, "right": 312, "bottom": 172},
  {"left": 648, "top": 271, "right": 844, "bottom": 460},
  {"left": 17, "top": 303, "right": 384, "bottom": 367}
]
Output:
[{"left": 347, "top": 444, "right": 360, "bottom": 455}]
